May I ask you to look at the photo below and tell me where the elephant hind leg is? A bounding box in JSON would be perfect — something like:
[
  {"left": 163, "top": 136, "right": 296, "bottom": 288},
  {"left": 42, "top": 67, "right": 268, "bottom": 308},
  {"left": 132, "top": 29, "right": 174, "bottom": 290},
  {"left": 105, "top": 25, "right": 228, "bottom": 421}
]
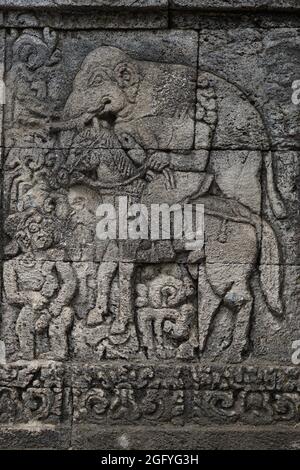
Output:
[
  {"left": 224, "top": 285, "right": 253, "bottom": 363},
  {"left": 198, "top": 264, "right": 222, "bottom": 353}
]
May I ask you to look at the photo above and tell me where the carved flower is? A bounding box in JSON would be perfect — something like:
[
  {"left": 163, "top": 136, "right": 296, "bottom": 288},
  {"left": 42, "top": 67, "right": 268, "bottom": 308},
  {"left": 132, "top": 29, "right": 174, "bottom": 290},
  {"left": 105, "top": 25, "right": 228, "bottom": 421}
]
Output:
[
  {"left": 85, "top": 389, "right": 109, "bottom": 419},
  {"left": 22, "top": 389, "right": 52, "bottom": 421}
]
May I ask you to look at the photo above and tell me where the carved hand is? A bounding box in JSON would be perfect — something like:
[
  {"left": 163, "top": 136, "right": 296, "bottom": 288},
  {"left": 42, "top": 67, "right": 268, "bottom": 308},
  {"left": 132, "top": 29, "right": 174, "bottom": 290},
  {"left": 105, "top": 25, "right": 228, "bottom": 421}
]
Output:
[
  {"left": 30, "top": 293, "right": 48, "bottom": 311},
  {"left": 145, "top": 152, "right": 176, "bottom": 189},
  {"left": 87, "top": 306, "right": 105, "bottom": 327},
  {"left": 49, "top": 302, "right": 63, "bottom": 317},
  {"left": 147, "top": 152, "right": 171, "bottom": 172},
  {"left": 35, "top": 313, "right": 51, "bottom": 333}
]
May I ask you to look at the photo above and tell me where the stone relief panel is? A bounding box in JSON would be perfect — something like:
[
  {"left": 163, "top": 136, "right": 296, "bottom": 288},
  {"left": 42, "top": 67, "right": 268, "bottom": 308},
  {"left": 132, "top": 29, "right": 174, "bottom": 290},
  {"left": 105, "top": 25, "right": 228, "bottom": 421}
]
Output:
[
  {"left": 0, "top": 16, "right": 299, "bottom": 445},
  {"left": 2, "top": 28, "right": 297, "bottom": 366}
]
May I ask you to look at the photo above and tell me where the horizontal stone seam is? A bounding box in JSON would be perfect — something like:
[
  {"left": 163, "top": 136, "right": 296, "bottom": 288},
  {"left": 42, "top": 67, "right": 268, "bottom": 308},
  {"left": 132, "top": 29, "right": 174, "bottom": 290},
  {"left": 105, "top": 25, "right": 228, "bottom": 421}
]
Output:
[
  {"left": 0, "top": 260, "right": 297, "bottom": 266},
  {"left": 2, "top": 146, "right": 297, "bottom": 152},
  {"left": 69, "top": 424, "right": 300, "bottom": 429},
  {"left": 0, "top": 388, "right": 294, "bottom": 393},
  {"left": 66, "top": 365, "right": 300, "bottom": 370},
  {"left": 1, "top": 363, "right": 297, "bottom": 367},
  {"left": 0, "top": 384, "right": 298, "bottom": 391},
  {"left": 1, "top": 21, "right": 300, "bottom": 31}
]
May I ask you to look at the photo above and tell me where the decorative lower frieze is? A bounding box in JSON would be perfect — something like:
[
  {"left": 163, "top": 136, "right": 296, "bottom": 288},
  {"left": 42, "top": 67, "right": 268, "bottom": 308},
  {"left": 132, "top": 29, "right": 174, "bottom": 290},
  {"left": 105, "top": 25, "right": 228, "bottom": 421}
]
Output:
[
  {"left": 2, "top": 363, "right": 297, "bottom": 427},
  {"left": 72, "top": 365, "right": 300, "bottom": 425}
]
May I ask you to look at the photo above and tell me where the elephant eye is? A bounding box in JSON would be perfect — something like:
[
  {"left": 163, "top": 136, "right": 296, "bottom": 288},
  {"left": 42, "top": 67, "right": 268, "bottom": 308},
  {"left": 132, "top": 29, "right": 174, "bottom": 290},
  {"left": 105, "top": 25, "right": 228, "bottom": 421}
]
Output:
[
  {"left": 28, "top": 223, "right": 40, "bottom": 234},
  {"left": 89, "top": 72, "right": 105, "bottom": 87}
]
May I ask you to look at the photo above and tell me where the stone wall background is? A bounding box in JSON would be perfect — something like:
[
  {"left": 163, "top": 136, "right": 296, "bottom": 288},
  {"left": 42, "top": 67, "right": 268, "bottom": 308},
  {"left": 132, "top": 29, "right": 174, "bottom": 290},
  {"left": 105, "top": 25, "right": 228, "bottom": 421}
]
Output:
[{"left": 0, "top": 0, "right": 299, "bottom": 450}]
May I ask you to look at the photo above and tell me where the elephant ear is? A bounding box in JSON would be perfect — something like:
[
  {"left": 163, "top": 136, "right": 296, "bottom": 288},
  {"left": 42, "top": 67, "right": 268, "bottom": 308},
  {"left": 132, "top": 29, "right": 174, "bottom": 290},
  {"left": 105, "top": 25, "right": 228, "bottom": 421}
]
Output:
[{"left": 114, "top": 62, "right": 140, "bottom": 102}]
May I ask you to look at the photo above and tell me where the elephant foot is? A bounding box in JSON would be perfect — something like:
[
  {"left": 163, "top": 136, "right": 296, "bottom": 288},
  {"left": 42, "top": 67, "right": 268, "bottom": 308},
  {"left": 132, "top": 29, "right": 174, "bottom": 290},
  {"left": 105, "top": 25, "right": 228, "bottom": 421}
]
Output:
[
  {"left": 228, "top": 347, "right": 244, "bottom": 363},
  {"left": 176, "top": 341, "right": 195, "bottom": 359}
]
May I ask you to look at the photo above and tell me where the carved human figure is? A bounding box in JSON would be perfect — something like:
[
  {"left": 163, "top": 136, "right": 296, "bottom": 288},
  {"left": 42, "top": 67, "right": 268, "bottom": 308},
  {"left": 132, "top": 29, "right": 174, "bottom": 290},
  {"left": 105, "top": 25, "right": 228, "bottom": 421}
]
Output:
[
  {"left": 67, "top": 185, "right": 100, "bottom": 260},
  {"left": 4, "top": 209, "right": 76, "bottom": 360},
  {"left": 6, "top": 28, "right": 64, "bottom": 145}
]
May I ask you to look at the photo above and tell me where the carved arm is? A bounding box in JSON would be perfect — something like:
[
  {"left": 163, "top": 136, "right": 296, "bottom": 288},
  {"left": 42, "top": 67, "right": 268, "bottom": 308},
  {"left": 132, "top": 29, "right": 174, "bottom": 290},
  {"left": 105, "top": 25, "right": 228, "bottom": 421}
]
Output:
[{"left": 3, "top": 262, "right": 29, "bottom": 306}]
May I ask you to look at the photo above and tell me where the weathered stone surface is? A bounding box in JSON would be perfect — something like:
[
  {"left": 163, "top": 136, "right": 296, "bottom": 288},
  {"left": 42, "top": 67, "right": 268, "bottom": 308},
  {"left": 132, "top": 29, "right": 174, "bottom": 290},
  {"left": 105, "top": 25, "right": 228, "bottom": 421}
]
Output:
[
  {"left": 71, "top": 425, "right": 300, "bottom": 450},
  {"left": 252, "top": 265, "right": 299, "bottom": 362},
  {"left": 0, "top": 362, "right": 71, "bottom": 448},
  {"left": 0, "top": 29, "right": 5, "bottom": 147},
  {"left": 4, "top": 10, "right": 168, "bottom": 29},
  {"left": 0, "top": 0, "right": 299, "bottom": 451},
  {"left": 0, "top": 425, "right": 71, "bottom": 449},
  {"left": 171, "top": 11, "right": 300, "bottom": 30},
  {"left": 1, "top": 0, "right": 300, "bottom": 10},
  {"left": 262, "top": 151, "right": 300, "bottom": 265},
  {"left": 198, "top": 27, "right": 300, "bottom": 150},
  {"left": 171, "top": 0, "right": 300, "bottom": 10},
  {"left": 0, "top": 0, "right": 168, "bottom": 8}
]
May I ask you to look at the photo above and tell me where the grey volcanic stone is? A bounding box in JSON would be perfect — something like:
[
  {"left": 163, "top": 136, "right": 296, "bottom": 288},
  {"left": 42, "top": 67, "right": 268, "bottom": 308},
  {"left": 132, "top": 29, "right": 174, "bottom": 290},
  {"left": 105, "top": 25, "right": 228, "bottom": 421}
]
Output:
[
  {"left": 71, "top": 425, "right": 300, "bottom": 450},
  {"left": 0, "top": 0, "right": 299, "bottom": 451},
  {"left": 0, "top": 361, "right": 71, "bottom": 448},
  {"left": 170, "top": 0, "right": 300, "bottom": 10},
  {"left": 4, "top": 10, "right": 169, "bottom": 29},
  {"left": 0, "top": 0, "right": 168, "bottom": 8},
  {"left": 198, "top": 27, "right": 300, "bottom": 149}
]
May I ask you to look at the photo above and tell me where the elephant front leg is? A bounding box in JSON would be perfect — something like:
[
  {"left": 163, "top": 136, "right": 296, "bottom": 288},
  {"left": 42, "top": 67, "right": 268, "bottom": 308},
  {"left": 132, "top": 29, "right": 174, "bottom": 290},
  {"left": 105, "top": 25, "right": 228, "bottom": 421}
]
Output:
[
  {"left": 111, "top": 262, "right": 135, "bottom": 335},
  {"left": 226, "top": 289, "right": 253, "bottom": 363}
]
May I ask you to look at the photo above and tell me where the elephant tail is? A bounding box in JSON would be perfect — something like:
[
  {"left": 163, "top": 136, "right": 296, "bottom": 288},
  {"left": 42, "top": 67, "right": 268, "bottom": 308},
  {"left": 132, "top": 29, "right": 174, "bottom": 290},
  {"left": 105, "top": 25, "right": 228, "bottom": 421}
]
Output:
[{"left": 259, "top": 220, "right": 284, "bottom": 318}]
